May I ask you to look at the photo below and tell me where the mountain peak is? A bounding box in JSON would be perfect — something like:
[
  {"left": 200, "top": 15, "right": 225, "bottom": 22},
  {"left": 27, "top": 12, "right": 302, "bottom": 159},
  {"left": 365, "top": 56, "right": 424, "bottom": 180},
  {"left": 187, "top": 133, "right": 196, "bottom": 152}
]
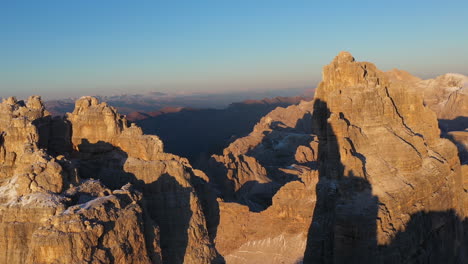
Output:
[{"left": 334, "top": 51, "right": 355, "bottom": 63}]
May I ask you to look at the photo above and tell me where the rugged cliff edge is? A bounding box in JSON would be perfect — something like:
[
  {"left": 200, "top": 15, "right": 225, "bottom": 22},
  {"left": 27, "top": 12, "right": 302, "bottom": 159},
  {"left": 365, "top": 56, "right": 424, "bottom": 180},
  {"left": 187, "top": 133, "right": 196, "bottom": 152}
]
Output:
[
  {"left": 304, "top": 51, "right": 467, "bottom": 263},
  {"left": 207, "top": 100, "right": 318, "bottom": 263},
  {"left": 0, "top": 96, "right": 221, "bottom": 264},
  {"left": 205, "top": 52, "right": 468, "bottom": 264}
]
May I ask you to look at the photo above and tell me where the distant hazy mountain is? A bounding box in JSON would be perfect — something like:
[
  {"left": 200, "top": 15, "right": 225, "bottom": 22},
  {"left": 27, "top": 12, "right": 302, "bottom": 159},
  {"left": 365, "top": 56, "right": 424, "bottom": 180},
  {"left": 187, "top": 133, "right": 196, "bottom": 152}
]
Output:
[{"left": 44, "top": 88, "right": 310, "bottom": 116}]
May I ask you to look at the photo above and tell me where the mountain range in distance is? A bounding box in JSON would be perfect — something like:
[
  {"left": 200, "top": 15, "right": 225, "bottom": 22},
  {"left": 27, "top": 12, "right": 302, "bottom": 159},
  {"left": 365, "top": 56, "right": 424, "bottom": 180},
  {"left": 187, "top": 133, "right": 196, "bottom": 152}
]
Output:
[{"left": 43, "top": 87, "right": 314, "bottom": 116}]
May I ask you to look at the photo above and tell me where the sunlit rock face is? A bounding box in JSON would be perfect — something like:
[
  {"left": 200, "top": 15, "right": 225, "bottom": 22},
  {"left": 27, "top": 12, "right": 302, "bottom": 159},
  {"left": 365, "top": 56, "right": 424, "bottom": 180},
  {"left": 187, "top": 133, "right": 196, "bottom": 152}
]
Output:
[
  {"left": 386, "top": 70, "right": 468, "bottom": 165},
  {"left": 66, "top": 96, "right": 221, "bottom": 264},
  {"left": 207, "top": 99, "right": 319, "bottom": 264},
  {"left": 304, "top": 52, "right": 466, "bottom": 263},
  {"left": 198, "top": 52, "right": 468, "bottom": 264},
  {"left": 416, "top": 74, "right": 468, "bottom": 167},
  {"left": 414, "top": 73, "right": 468, "bottom": 121},
  {"left": 0, "top": 96, "right": 221, "bottom": 264},
  {"left": 208, "top": 100, "right": 316, "bottom": 209},
  {"left": 68, "top": 96, "right": 164, "bottom": 160}
]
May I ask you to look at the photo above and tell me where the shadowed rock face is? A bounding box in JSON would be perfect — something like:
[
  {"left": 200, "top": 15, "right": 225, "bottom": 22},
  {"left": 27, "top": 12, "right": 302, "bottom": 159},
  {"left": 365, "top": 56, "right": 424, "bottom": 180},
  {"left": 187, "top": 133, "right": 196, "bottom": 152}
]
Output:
[
  {"left": 0, "top": 96, "right": 221, "bottom": 264},
  {"left": 203, "top": 52, "right": 468, "bottom": 264},
  {"left": 304, "top": 51, "right": 467, "bottom": 263},
  {"left": 199, "top": 100, "right": 318, "bottom": 264},
  {"left": 198, "top": 97, "right": 321, "bottom": 264},
  {"left": 207, "top": 100, "right": 316, "bottom": 211}
]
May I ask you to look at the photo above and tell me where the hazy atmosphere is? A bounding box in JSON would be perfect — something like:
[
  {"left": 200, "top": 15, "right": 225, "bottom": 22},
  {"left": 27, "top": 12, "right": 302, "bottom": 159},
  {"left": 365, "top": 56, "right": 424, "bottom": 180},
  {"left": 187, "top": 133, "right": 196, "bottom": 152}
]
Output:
[{"left": 1, "top": 0, "right": 467, "bottom": 99}]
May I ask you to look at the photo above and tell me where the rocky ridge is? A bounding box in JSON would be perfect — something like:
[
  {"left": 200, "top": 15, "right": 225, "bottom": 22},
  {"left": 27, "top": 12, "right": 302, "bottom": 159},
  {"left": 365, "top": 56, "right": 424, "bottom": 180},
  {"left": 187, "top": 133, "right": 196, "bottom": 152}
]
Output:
[
  {"left": 204, "top": 52, "right": 468, "bottom": 264},
  {"left": 0, "top": 96, "right": 220, "bottom": 264},
  {"left": 304, "top": 51, "right": 467, "bottom": 263}
]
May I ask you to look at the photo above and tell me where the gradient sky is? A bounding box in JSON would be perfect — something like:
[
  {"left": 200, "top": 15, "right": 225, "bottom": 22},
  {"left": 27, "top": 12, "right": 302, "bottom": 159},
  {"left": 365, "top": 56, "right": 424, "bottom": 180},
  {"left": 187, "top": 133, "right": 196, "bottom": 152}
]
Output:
[{"left": 1, "top": 0, "right": 467, "bottom": 99}]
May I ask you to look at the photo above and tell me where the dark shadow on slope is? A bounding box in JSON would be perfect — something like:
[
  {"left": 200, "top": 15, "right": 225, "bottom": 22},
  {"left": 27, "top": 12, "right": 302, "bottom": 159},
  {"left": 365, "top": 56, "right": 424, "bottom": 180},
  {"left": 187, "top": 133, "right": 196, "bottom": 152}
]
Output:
[
  {"left": 439, "top": 116, "right": 468, "bottom": 164},
  {"left": 205, "top": 110, "right": 315, "bottom": 212},
  {"left": 142, "top": 174, "right": 192, "bottom": 264},
  {"left": 439, "top": 116, "right": 468, "bottom": 133},
  {"left": 444, "top": 133, "right": 468, "bottom": 165},
  {"left": 33, "top": 115, "right": 73, "bottom": 156},
  {"left": 304, "top": 99, "right": 379, "bottom": 263},
  {"left": 205, "top": 152, "right": 283, "bottom": 212},
  {"left": 70, "top": 139, "right": 203, "bottom": 264},
  {"left": 73, "top": 139, "right": 136, "bottom": 189},
  {"left": 234, "top": 180, "right": 284, "bottom": 212},
  {"left": 379, "top": 210, "right": 467, "bottom": 264},
  {"left": 304, "top": 100, "right": 468, "bottom": 263},
  {"left": 189, "top": 173, "right": 221, "bottom": 239}
]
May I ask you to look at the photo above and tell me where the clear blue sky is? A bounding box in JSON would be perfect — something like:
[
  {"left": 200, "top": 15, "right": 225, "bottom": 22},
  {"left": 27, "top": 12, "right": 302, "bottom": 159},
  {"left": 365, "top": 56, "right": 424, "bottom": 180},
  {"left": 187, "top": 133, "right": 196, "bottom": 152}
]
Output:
[{"left": 1, "top": 0, "right": 467, "bottom": 99}]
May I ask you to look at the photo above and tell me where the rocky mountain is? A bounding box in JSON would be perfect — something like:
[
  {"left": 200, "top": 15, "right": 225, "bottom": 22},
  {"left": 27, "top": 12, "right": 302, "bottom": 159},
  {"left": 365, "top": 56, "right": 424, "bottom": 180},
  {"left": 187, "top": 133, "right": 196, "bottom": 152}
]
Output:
[
  {"left": 206, "top": 100, "right": 318, "bottom": 263},
  {"left": 126, "top": 106, "right": 188, "bottom": 122},
  {"left": 0, "top": 96, "right": 221, "bottom": 264},
  {"left": 413, "top": 73, "right": 468, "bottom": 165},
  {"left": 384, "top": 70, "right": 468, "bottom": 165},
  {"left": 0, "top": 52, "right": 467, "bottom": 264},
  {"left": 414, "top": 73, "right": 468, "bottom": 122},
  {"left": 207, "top": 52, "right": 468, "bottom": 263},
  {"left": 44, "top": 90, "right": 311, "bottom": 116},
  {"left": 302, "top": 51, "right": 467, "bottom": 263}
]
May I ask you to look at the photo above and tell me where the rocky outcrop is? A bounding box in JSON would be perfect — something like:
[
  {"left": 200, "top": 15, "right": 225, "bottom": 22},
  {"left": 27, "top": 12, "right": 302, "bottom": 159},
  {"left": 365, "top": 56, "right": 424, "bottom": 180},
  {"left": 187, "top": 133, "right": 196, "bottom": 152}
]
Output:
[
  {"left": 206, "top": 99, "right": 318, "bottom": 263},
  {"left": 0, "top": 96, "right": 220, "bottom": 264},
  {"left": 216, "top": 167, "right": 317, "bottom": 264},
  {"left": 414, "top": 73, "right": 468, "bottom": 121},
  {"left": 0, "top": 97, "right": 157, "bottom": 263},
  {"left": 208, "top": 100, "right": 316, "bottom": 210},
  {"left": 387, "top": 69, "right": 468, "bottom": 164},
  {"left": 304, "top": 52, "right": 466, "bottom": 263},
  {"left": 66, "top": 96, "right": 220, "bottom": 264},
  {"left": 26, "top": 182, "right": 157, "bottom": 264},
  {"left": 209, "top": 53, "right": 467, "bottom": 263},
  {"left": 412, "top": 74, "right": 468, "bottom": 165},
  {"left": 68, "top": 96, "right": 164, "bottom": 160}
]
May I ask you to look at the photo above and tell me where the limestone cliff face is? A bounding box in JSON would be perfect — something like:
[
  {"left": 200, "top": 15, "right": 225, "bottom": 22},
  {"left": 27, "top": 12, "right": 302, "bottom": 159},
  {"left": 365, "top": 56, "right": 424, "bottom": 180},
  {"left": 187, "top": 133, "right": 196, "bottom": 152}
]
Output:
[
  {"left": 0, "top": 97, "right": 156, "bottom": 264},
  {"left": 209, "top": 100, "right": 316, "bottom": 210},
  {"left": 26, "top": 182, "right": 156, "bottom": 264},
  {"left": 210, "top": 53, "right": 467, "bottom": 263},
  {"left": 304, "top": 52, "right": 466, "bottom": 263},
  {"left": 385, "top": 71, "right": 468, "bottom": 165},
  {"left": 413, "top": 74, "right": 468, "bottom": 166},
  {"left": 66, "top": 96, "right": 220, "bottom": 264},
  {"left": 68, "top": 96, "right": 164, "bottom": 160},
  {"left": 414, "top": 73, "right": 468, "bottom": 121},
  {"left": 0, "top": 96, "right": 220, "bottom": 264},
  {"left": 208, "top": 100, "right": 318, "bottom": 263},
  {"left": 216, "top": 168, "right": 317, "bottom": 264}
]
